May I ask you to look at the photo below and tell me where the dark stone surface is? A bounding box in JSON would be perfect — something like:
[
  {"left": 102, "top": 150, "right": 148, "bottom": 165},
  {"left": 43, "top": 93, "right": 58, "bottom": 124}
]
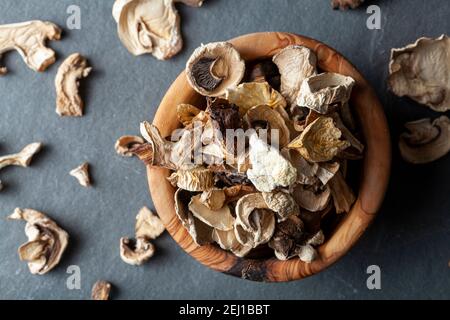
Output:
[{"left": 0, "top": 0, "right": 449, "bottom": 299}]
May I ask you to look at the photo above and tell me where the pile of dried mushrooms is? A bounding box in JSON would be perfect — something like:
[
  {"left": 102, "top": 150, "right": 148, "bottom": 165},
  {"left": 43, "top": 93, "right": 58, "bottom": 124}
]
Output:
[{"left": 134, "top": 42, "right": 364, "bottom": 263}]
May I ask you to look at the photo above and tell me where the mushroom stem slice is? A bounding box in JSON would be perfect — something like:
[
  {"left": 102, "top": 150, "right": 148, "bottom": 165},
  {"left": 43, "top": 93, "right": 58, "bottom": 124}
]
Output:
[
  {"left": 399, "top": 116, "right": 450, "bottom": 164},
  {"left": 91, "top": 281, "right": 112, "bottom": 300},
  {"left": 120, "top": 237, "right": 155, "bottom": 266},
  {"left": 7, "top": 208, "right": 69, "bottom": 275},
  {"left": 69, "top": 163, "right": 91, "bottom": 187},
  {"left": 0, "top": 142, "right": 42, "bottom": 170},
  {"left": 0, "top": 20, "right": 61, "bottom": 75}
]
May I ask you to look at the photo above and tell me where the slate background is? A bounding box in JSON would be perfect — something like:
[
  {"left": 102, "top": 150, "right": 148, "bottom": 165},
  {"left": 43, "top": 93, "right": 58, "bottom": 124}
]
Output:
[{"left": 0, "top": 0, "right": 449, "bottom": 300}]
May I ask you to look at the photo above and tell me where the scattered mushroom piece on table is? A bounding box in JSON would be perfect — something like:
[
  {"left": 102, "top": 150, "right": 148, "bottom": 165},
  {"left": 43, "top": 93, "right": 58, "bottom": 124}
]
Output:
[
  {"left": 69, "top": 162, "right": 91, "bottom": 187},
  {"left": 91, "top": 281, "right": 112, "bottom": 300}
]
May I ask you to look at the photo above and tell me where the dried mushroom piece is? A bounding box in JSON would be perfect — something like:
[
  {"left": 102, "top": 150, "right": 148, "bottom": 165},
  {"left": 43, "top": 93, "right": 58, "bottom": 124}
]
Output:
[
  {"left": 177, "top": 104, "right": 202, "bottom": 126},
  {"left": 262, "top": 191, "right": 299, "bottom": 222},
  {"left": 331, "top": 0, "right": 364, "bottom": 10},
  {"left": 175, "top": 188, "right": 214, "bottom": 245},
  {"left": 316, "top": 162, "right": 340, "bottom": 185},
  {"left": 282, "top": 149, "right": 319, "bottom": 185},
  {"left": 186, "top": 42, "right": 245, "bottom": 97},
  {"left": 189, "top": 195, "right": 234, "bottom": 231},
  {"left": 8, "top": 208, "right": 69, "bottom": 275},
  {"left": 226, "top": 82, "right": 287, "bottom": 115},
  {"left": 389, "top": 35, "right": 450, "bottom": 112},
  {"left": 69, "top": 163, "right": 91, "bottom": 187},
  {"left": 293, "top": 183, "right": 331, "bottom": 212},
  {"left": 91, "top": 281, "right": 112, "bottom": 300},
  {"left": 247, "top": 134, "right": 297, "bottom": 192},
  {"left": 273, "top": 45, "right": 317, "bottom": 105},
  {"left": 330, "top": 112, "right": 364, "bottom": 159},
  {"left": 115, "top": 135, "right": 144, "bottom": 157},
  {"left": 168, "top": 167, "right": 214, "bottom": 191},
  {"left": 0, "top": 143, "right": 42, "bottom": 170},
  {"left": 0, "top": 21, "right": 61, "bottom": 75},
  {"left": 246, "top": 60, "right": 281, "bottom": 89},
  {"left": 269, "top": 215, "right": 305, "bottom": 260},
  {"left": 135, "top": 206, "right": 165, "bottom": 240},
  {"left": 399, "top": 116, "right": 450, "bottom": 164},
  {"left": 296, "top": 244, "right": 317, "bottom": 263},
  {"left": 212, "top": 229, "right": 252, "bottom": 258},
  {"left": 55, "top": 53, "right": 92, "bottom": 117},
  {"left": 328, "top": 171, "right": 355, "bottom": 214},
  {"left": 120, "top": 237, "right": 155, "bottom": 266},
  {"left": 287, "top": 117, "right": 350, "bottom": 163},
  {"left": 297, "top": 73, "right": 355, "bottom": 114},
  {"left": 199, "top": 189, "right": 226, "bottom": 210}
]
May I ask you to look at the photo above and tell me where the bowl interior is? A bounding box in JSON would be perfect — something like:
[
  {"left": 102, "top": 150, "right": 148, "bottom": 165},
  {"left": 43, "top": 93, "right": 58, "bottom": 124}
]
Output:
[{"left": 147, "top": 32, "right": 391, "bottom": 282}]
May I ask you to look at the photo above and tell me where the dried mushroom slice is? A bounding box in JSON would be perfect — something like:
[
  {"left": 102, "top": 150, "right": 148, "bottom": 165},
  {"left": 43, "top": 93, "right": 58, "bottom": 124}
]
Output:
[
  {"left": 177, "top": 104, "right": 202, "bottom": 126},
  {"left": 199, "top": 189, "right": 226, "bottom": 211},
  {"left": 244, "top": 105, "right": 291, "bottom": 147},
  {"left": 269, "top": 215, "right": 305, "bottom": 260},
  {"left": 399, "top": 116, "right": 450, "bottom": 164},
  {"left": 273, "top": 45, "right": 317, "bottom": 105},
  {"left": 330, "top": 112, "right": 364, "bottom": 158},
  {"left": 69, "top": 163, "right": 91, "bottom": 187},
  {"left": 207, "top": 98, "right": 242, "bottom": 135},
  {"left": 0, "top": 143, "right": 42, "bottom": 170},
  {"left": 175, "top": 189, "right": 214, "bottom": 245},
  {"left": 55, "top": 53, "right": 92, "bottom": 117},
  {"left": 296, "top": 244, "right": 317, "bottom": 263},
  {"left": 115, "top": 135, "right": 145, "bottom": 157},
  {"left": 186, "top": 42, "right": 245, "bottom": 97},
  {"left": 328, "top": 171, "right": 355, "bottom": 214},
  {"left": 287, "top": 117, "right": 350, "bottom": 163},
  {"left": 91, "top": 281, "right": 112, "bottom": 300},
  {"left": 262, "top": 191, "right": 299, "bottom": 222},
  {"left": 293, "top": 183, "right": 331, "bottom": 212},
  {"left": 316, "top": 162, "right": 340, "bottom": 185},
  {"left": 168, "top": 167, "right": 214, "bottom": 191},
  {"left": 189, "top": 195, "right": 234, "bottom": 231},
  {"left": 226, "top": 82, "right": 287, "bottom": 115},
  {"left": 282, "top": 149, "right": 319, "bottom": 185},
  {"left": 212, "top": 229, "right": 252, "bottom": 258},
  {"left": 120, "top": 237, "right": 155, "bottom": 266},
  {"left": 0, "top": 21, "right": 61, "bottom": 75},
  {"left": 8, "top": 208, "right": 69, "bottom": 275},
  {"left": 297, "top": 73, "right": 355, "bottom": 114},
  {"left": 135, "top": 206, "right": 165, "bottom": 240},
  {"left": 331, "top": 0, "right": 364, "bottom": 10},
  {"left": 389, "top": 35, "right": 450, "bottom": 112}
]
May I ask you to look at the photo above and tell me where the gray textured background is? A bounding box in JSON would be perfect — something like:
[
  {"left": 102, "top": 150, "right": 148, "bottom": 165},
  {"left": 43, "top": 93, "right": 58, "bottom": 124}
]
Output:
[{"left": 0, "top": 0, "right": 449, "bottom": 300}]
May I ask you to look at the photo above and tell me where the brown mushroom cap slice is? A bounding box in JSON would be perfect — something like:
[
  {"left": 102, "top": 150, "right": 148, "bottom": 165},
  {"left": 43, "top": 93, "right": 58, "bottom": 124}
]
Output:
[
  {"left": 188, "top": 195, "right": 234, "bottom": 231},
  {"left": 120, "top": 237, "right": 155, "bottom": 266},
  {"left": 69, "top": 162, "right": 91, "bottom": 187},
  {"left": 186, "top": 42, "right": 245, "bottom": 97},
  {"left": 8, "top": 208, "right": 69, "bottom": 275},
  {"left": 399, "top": 116, "right": 450, "bottom": 164},
  {"left": 135, "top": 206, "right": 165, "bottom": 240},
  {"left": 293, "top": 184, "right": 331, "bottom": 212},
  {"left": 262, "top": 191, "right": 300, "bottom": 222},
  {"left": 273, "top": 45, "right": 317, "bottom": 105},
  {"left": 389, "top": 35, "right": 450, "bottom": 112},
  {"left": 297, "top": 73, "right": 355, "bottom": 114}
]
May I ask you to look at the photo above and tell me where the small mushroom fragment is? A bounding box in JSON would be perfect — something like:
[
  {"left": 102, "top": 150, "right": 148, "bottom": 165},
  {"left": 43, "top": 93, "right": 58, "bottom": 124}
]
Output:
[
  {"left": 0, "top": 21, "right": 61, "bottom": 75},
  {"left": 297, "top": 73, "right": 355, "bottom": 114},
  {"left": 91, "top": 281, "right": 112, "bottom": 300},
  {"left": 0, "top": 142, "right": 42, "bottom": 170},
  {"left": 199, "top": 189, "right": 226, "bottom": 210},
  {"left": 247, "top": 134, "right": 297, "bottom": 192},
  {"left": 135, "top": 206, "right": 165, "bottom": 240},
  {"left": 293, "top": 183, "right": 331, "bottom": 212},
  {"left": 120, "top": 237, "right": 155, "bottom": 266},
  {"left": 186, "top": 42, "right": 245, "bottom": 97},
  {"left": 69, "top": 163, "right": 91, "bottom": 187},
  {"left": 226, "top": 82, "right": 287, "bottom": 115},
  {"left": 115, "top": 135, "right": 145, "bottom": 157},
  {"left": 388, "top": 35, "right": 450, "bottom": 112},
  {"left": 328, "top": 171, "right": 355, "bottom": 214},
  {"left": 331, "top": 0, "right": 364, "bottom": 10},
  {"left": 296, "top": 244, "right": 317, "bottom": 263},
  {"left": 287, "top": 117, "right": 350, "bottom": 163},
  {"left": 168, "top": 167, "right": 214, "bottom": 191},
  {"left": 273, "top": 45, "right": 317, "bottom": 105},
  {"left": 262, "top": 191, "right": 299, "bottom": 222},
  {"left": 399, "top": 116, "right": 450, "bottom": 164},
  {"left": 189, "top": 195, "right": 234, "bottom": 231},
  {"left": 7, "top": 208, "right": 69, "bottom": 275},
  {"left": 55, "top": 53, "right": 92, "bottom": 117},
  {"left": 177, "top": 104, "right": 202, "bottom": 126}
]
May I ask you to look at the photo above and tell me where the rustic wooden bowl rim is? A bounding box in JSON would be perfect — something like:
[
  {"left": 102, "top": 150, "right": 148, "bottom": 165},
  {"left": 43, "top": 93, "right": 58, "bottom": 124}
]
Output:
[{"left": 147, "top": 32, "right": 391, "bottom": 282}]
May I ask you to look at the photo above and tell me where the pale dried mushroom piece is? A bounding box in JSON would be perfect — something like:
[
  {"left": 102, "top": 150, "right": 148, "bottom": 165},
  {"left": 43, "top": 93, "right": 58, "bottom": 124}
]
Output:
[
  {"left": 186, "top": 42, "right": 245, "bottom": 97},
  {"left": 115, "top": 135, "right": 145, "bottom": 157},
  {"left": 247, "top": 134, "right": 297, "bottom": 192},
  {"left": 330, "top": 112, "right": 364, "bottom": 158},
  {"left": 273, "top": 45, "right": 317, "bottom": 105},
  {"left": 135, "top": 206, "right": 165, "bottom": 240},
  {"left": 212, "top": 229, "right": 252, "bottom": 258},
  {"left": 293, "top": 183, "right": 331, "bottom": 212},
  {"left": 0, "top": 21, "right": 61, "bottom": 75},
  {"left": 282, "top": 149, "right": 319, "bottom": 185},
  {"left": 199, "top": 189, "right": 226, "bottom": 210},
  {"left": 177, "top": 104, "right": 202, "bottom": 126},
  {"left": 189, "top": 195, "right": 234, "bottom": 231},
  {"left": 262, "top": 191, "right": 299, "bottom": 222},
  {"left": 287, "top": 117, "right": 350, "bottom": 163},
  {"left": 306, "top": 230, "right": 325, "bottom": 246},
  {"left": 0, "top": 142, "right": 42, "bottom": 170},
  {"left": 168, "top": 167, "right": 214, "bottom": 191},
  {"left": 120, "top": 237, "right": 155, "bottom": 266},
  {"left": 389, "top": 35, "right": 450, "bottom": 112},
  {"left": 297, "top": 73, "right": 355, "bottom": 114},
  {"left": 328, "top": 171, "right": 355, "bottom": 214},
  {"left": 8, "top": 208, "right": 69, "bottom": 275},
  {"left": 296, "top": 244, "right": 317, "bottom": 263},
  {"left": 69, "top": 163, "right": 91, "bottom": 187},
  {"left": 399, "top": 116, "right": 450, "bottom": 164},
  {"left": 91, "top": 281, "right": 112, "bottom": 300},
  {"left": 226, "top": 82, "right": 287, "bottom": 115},
  {"left": 55, "top": 53, "right": 92, "bottom": 117}
]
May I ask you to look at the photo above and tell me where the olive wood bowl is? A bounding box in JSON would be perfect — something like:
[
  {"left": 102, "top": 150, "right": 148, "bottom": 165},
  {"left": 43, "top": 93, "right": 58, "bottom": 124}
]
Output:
[{"left": 147, "top": 32, "right": 391, "bottom": 282}]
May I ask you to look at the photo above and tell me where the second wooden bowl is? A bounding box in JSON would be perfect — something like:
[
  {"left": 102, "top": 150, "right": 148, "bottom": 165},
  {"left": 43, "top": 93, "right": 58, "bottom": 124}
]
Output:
[{"left": 147, "top": 32, "right": 391, "bottom": 282}]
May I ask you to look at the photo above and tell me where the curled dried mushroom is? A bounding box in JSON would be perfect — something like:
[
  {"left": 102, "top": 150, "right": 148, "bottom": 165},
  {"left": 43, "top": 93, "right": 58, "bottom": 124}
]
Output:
[
  {"left": 120, "top": 237, "right": 155, "bottom": 266},
  {"left": 115, "top": 135, "right": 145, "bottom": 157},
  {"left": 399, "top": 116, "right": 450, "bottom": 164},
  {"left": 8, "top": 208, "right": 69, "bottom": 275},
  {"left": 389, "top": 35, "right": 450, "bottom": 112},
  {"left": 92, "top": 281, "right": 112, "bottom": 300},
  {"left": 69, "top": 162, "right": 91, "bottom": 187},
  {"left": 135, "top": 206, "right": 165, "bottom": 240},
  {"left": 55, "top": 53, "right": 92, "bottom": 117},
  {"left": 0, "top": 142, "right": 42, "bottom": 170},
  {"left": 0, "top": 21, "right": 61, "bottom": 75}
]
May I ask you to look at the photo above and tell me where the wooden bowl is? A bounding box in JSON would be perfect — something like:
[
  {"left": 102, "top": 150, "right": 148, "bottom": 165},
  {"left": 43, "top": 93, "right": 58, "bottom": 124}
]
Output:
[{"left": 147, "top": 32, "right": 391, "bottom": 282}]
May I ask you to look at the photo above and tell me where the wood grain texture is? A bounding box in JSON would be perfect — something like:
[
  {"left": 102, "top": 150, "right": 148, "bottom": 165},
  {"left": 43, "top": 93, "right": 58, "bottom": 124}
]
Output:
[{"left": 147, "top": 32, "right": 391, "bottom": 282}]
